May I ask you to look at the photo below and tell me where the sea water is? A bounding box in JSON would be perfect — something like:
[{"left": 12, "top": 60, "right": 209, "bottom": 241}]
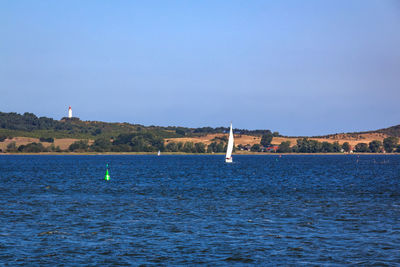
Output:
[{"left": 0, "top": 155, "right": 399, "bottom": 265}]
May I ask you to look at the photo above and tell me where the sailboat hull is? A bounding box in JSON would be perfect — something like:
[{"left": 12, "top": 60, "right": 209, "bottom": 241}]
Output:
[{"left": 225, "top": 157, "right": 233, "bottom": 163}]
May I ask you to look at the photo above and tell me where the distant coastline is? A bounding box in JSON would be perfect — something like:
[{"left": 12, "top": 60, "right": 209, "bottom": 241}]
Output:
[
  {"left": 1, "top": 111, "right": 400, "bottom": 154},
  {"left": 1, "top": 152, "right": 399, "bottom": 156}
]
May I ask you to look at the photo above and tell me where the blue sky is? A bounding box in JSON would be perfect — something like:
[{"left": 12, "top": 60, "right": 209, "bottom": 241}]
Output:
[{"left": 1, "top": 0, "right": 399, "bottom": 136}]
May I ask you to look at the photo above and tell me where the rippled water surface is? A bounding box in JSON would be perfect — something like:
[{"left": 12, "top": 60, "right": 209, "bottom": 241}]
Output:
[{"left": 1, "top": 155, "right": 400, "bottom": 265}]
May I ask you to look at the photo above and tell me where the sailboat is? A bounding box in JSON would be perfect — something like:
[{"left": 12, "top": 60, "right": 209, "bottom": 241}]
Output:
[
  {"left": 225, "top": 122, "right": 234, "bottom": 163},
  {"left": 157, "top": 150, "right": 161, "bottom": 156}
]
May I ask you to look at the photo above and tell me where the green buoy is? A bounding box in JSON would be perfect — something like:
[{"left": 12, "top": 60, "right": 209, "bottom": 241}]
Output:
[{"left": 104, "top": 164, "right": 110, "bottom": 181}]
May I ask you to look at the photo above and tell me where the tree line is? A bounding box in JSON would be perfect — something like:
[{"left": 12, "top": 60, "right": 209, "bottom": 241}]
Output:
[
  {"left": 4, "top": 142, "right": 62, "bottom": 153},
  {"left": 1, "top": 132, "right": 228, "bottom": 153},
  {"left": 272, "top": 137, "right": 399, "bottom": 153},
  {"left": 80, "top": 132, "right": 229, "bottom": 153},
  {"left": 3, "top": 135, "right": 399, "bottom": 154},
  {"left": 0, "top": 111, "right": 278, "bottom": 140},
  {"left": 236, "top": 133, "right": 400, "bottom": 154}
]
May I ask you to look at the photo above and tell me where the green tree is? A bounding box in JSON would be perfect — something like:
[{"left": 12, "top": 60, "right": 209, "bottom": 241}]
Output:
[
  {"left": 321, "top": 142, "right": 333, "bottom": 153},
  {"left": 207, "top": 144, "right": 214, "bottom": 153},
  {"left": 216, "top": 142, "right": 225, "bottom": 152},
  {"left": 91, "top": 137, "right": 112, "bottom": 152},
  {"left": 111, "top": 144, "right": 131, "bottom": 152},
  {"left": 149, "top": 136, "right": 164, "bottom": 151},
  {"left": 130, "top": 135, "right": 151, "bottom": 151},
  {"left": 355, "top": 143, "right": 369, "bottom": 152},
  {"left": 332, "top": 141, "right": 341, "bottom": 152},
  {"left": 342, "top": 142, "right": 351, "bottom": 152},
  {"left": 260, "top": 132, "right": 273, "bottom": 147},
  {"left": 113, "top": 132, "right": 163, "bottom": 152},
  {"left": 183, "top": 142, "right": 194, "bottom": 153},
  {"left": 18, "top": 142, "right": 47, "bottom": 153},
  {"left": 166, "top": 142, "right": 178, "bottom": 152},
  {"left": 195, "top": 142, "right": 206, "bottom": 153},
  {"left": 113, "top": 133, "right": 134, "bottom": 145},
  {"left": 207, "top": 142, "right": 218, "bottom": 153},
  {"left": 309, "top": 140, "right": 322, "bottom": 153},
  {"left": 251, "top": 144, "right": 261, "bottom": 152},
  {"left": 69, "top": 140, "right": 89, "bottom": 152},
  {"left": 277, "top": 141, "right": 291, "bottom": 153},
  {"left": 296, "top": 138, "right": 309, "bottom": 153},
  {"left": 175, "top": 129, "right": 186, "bottom": 136},
  {"left": 177, "top": 142, "right": 184, "bottom": 151},
  {"left": 383, "top": 137, "right": 399, "bottom": 153},
  {"left": 369, "top": 140, "right": 382, "bottom": 153}
]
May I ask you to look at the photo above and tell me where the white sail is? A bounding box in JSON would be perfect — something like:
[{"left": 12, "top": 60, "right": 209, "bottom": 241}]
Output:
[
  {"left": 157, "top": 150, "right": 161, "bottom": 156},
  {"left": 225, "top": 123, "right": 234, "bottom": 163}
]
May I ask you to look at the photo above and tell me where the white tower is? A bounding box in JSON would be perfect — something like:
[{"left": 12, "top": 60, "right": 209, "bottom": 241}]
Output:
[{"left": 68, "top": 106, "right": 72, "bottom": 118}]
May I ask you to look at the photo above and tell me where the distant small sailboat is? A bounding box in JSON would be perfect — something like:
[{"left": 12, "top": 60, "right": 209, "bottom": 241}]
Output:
[
  {"left": 225, "top": 122, "right": 234, "bottom": 163},
  {"left": 157, "top": 150, "right": 161, "bottom": 156}
]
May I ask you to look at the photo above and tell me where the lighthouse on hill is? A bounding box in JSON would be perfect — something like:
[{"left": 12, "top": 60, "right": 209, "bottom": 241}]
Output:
[
  {"left": 68, "top": 106, "right": 72, "bottom": 118},
  {"left": 61, "top": 106, "right": 79, "bottom": 121}
]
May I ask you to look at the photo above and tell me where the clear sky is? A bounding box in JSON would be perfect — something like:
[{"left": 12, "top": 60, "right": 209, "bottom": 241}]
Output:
[{"left": 1, "top": 0, "right": 399, "bottom": 136}]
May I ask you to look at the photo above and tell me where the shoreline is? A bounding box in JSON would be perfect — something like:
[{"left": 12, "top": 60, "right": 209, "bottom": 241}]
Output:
[{"left": 1, "top": 152, "right": 399, "bottom": 156}]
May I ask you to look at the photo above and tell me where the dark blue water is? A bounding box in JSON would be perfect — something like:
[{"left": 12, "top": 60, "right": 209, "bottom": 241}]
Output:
[{"left": 1, "top": 155, "right": 399, "bottom": 265}]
